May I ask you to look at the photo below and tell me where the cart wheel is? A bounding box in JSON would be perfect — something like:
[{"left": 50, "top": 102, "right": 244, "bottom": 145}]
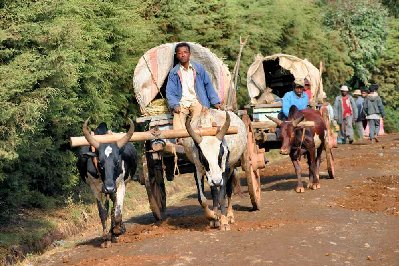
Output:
[
  {"left": 241, "top": 114, "right": 263, "bottom": 210},
  {"left": 143, "top": 153, "right": 166, "bottom": 221},
  {"left": 321, "top": 107, "right": 335, "bottom": 179}
]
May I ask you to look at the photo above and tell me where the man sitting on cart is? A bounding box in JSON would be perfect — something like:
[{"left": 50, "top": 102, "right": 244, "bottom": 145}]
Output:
[
  {"left": 280, "top": 78, "right": 309, "bottom": 119},
  {"left": 166, "top": 42, "right": 221, "bottom": 130}
]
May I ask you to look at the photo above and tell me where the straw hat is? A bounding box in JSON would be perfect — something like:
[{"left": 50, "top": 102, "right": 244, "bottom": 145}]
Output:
[
  {"left": 353, "top": 89, "right": 361, "bottom": 96},
  {"left": 340, "top": 85, "right": 349, "bottom": 91}
]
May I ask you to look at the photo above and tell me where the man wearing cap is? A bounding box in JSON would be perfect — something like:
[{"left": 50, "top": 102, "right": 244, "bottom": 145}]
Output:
[
  {"left": 281, "top": 78, "right": 309, "bottom": 118},
  {"left": 333, "top": 85, "right": 358, "bottom": 144},
  {"left": 353, "top": 89, "right": 365, "bottom": 140}
]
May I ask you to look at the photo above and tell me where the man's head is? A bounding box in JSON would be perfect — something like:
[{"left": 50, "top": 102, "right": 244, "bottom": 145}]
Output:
[
  {"left": 293, "top": 78, "right": 305, "bottom": 97},
  {"left": 353, "top": 89, "right": 361, "bottom": 98},
  {"left": 361, "top": 89, "right": 368, "bottom": 98},
  {"left": 175, "top": 42, "right": 191, "bottom": 65},
  {"left": 369, "top": 84, "right": 378, "bottom": 93},
  {"left": 340, "top": 85, "right": 349, "bottom": 96}
]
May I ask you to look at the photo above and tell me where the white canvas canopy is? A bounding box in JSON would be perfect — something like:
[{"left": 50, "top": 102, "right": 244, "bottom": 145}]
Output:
[
  {"left": 133, "top": 42, "right": 233, "bottom": 115},
  {"left": 247, "top": 54, "right": 324, "bottom": 105}
]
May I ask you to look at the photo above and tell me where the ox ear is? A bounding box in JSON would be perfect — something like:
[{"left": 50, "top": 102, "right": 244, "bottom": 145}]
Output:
[
  {"left": 266, "top": 115, "right": 282, "bottom": 127},
  {"left": 292, "top": 116, "right": 305, "bottom": 127},
  {"left": 82, "top": 151, "right": 97, "bottom": 158}
]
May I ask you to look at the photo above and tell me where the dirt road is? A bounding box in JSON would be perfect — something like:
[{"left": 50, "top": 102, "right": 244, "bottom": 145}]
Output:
[{"left": 32, "top": 134, "right": 399, "bottom": 266}]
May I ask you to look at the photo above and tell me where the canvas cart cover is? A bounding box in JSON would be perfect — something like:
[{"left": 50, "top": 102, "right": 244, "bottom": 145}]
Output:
[
  {"left": 133, "top": 42, "right": 233, "bottom": 115},
  {"left": 247, "top": 54, "right": 324, "bottom": 105}
]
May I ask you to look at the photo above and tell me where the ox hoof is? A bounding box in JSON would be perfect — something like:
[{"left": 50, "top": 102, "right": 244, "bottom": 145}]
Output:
[
  {"left": 220, "top": 223, "right": 231, "bottom": 231},
  {"left": 101, "top": 240, "right": 111, "bottom": 248},
  {"left": 111, "top": 235, "right": 119, "bottom": 243},
  {"left": 311, "top": 183, "right": 321, "bottom": 190},
  {"left": 227, "top": 215, "right": 235, "bottom": 224},
  {"left": 210, "top": 220, "right": 221, "bottom": 228},
  {"left": 295, "top": 187, "right": 305, "bottom": 193}
]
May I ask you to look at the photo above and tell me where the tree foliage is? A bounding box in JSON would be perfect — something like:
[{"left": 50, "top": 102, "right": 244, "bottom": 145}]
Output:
[
  {"left": 324, "top": 0, "right": 388, "bottom": 86},
  {"left": 0, "top": 0, "right": 397, "bottom": 214}
]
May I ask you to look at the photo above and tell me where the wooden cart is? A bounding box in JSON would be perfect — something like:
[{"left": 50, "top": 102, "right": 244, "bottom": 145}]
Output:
[{"left": 239, "top": 54, "right": 336, "bottom": 209}]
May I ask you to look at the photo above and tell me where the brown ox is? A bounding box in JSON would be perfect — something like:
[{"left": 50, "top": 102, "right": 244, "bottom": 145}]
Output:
[{"left": 268, "top": 106, "right": 327, "bottom": 193}]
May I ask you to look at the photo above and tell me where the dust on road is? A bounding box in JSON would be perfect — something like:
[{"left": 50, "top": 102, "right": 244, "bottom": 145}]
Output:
[{"left": 31, "top": 134, "right": 399, "bottom": 266}]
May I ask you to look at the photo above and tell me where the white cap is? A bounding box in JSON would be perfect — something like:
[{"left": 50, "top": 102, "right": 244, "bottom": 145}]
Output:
[{"left": 340, "top": 85, "right": 349, "bottom": 91}]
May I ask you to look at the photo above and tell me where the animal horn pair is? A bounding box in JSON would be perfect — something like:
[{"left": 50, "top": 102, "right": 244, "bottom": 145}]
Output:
[
  {"left": 266, "top": 115, "right": 282, "bottom": 127},
  {"left": 82, "top": 118, "right": 134, "bottom": 149},
  {"left": 185, "top": 112, "right": 230, "bottom": 144}
]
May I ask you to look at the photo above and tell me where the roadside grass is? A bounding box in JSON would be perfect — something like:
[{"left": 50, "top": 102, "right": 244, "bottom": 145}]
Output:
[{"left": 0, "top": 172, "right": 196, "bottom": 265}]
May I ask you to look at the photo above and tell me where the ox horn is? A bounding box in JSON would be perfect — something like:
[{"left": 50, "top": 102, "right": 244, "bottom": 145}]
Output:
[
  {"left": 185, "top": 116, "right": 202, "bottom": 144},
  {"left": 116, "top": 118, "right": 135, "bottom": 148},
  {"left": 292, "top": 115, "right": 305, "bottom": 127},
  {"left": 266, "top": 115, "right": 282, "bottom": 127},
  {"left": 215, "top": 111, "right": 230, "bottom": 141},
  {"left": 83, "top": 118, "right": 100, "bottom": 149}
]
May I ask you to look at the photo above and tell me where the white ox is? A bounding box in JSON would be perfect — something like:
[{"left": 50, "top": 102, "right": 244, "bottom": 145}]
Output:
[{"left": 184, "top": 110, "right": 247, "bottom": 230}]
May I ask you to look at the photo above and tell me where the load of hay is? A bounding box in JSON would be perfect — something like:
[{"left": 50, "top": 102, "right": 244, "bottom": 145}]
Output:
[
  {"left": 133, "top": 42, "right": 233, "bottom": 116},
  {"left": 247, "top": 54, "right": 324, "bottom": 105}
]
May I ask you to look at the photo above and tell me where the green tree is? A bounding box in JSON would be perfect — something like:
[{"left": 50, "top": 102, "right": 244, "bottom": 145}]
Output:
[
  {"left": 0, "top": 0, "right": 159, "bottom": 212},
  {"left": 372, "top": 18, "right": 399, "bottom": 132},
  {"left": 324, "top": 0, "right": 388, "bottom": 86}
]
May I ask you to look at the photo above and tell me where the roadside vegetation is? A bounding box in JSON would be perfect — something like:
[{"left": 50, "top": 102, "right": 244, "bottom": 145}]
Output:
[{"left": 0, "top": 0, "right": 398, "bottom": 262}]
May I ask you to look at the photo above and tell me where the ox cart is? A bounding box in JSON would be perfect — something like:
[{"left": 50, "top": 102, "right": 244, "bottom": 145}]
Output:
[
  {"left": 132, "top": 42, "right": 255, "bottom": 220},
  {"left": 240, "top": 54, "right": 336, "bottom": 207}
]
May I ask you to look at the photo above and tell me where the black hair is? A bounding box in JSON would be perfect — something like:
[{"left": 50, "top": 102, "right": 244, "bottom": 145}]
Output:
[
  {"left": 175, "top": 42, "right": 190, "bottom": 53},
  {"left": 369, "top": 84, "right": 379, "bottom": 92}
]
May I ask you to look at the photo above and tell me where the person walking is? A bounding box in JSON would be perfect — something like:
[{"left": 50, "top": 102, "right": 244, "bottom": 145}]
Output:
[
  {"left": 363, "top": 84, "right": 385, "bottom": 143},
  {"left": 333, "top": 85, "right": 358, "bottom": 144},
  {"left": 353, "top": 89, "right": 365, "bottom": 140},
  {"left": 166, "top": 42, "right": 221, "bottom": 130}
]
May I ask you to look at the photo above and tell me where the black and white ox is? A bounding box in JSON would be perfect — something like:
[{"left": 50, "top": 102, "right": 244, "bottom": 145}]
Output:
[
  {"left": 76, "top": 119, "right": 138, "bottom": 247},
  {"left": 184, "top": 110, "right": 247, "bottom": 231}
]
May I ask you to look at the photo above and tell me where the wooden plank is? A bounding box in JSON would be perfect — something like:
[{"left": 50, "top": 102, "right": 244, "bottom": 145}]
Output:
[
  {"left": 136, "top": 113, "right": 172, "bottom": 123},
  {"left": 251, "top": 121, "right": 277, "bottom": 129},
  {"left": 70, "top": 126, "right": 238, "bottom": 147}
]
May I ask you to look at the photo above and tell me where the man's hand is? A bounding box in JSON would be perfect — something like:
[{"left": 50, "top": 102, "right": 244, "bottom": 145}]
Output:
[
  {"left": 173, "top": 106, "right": 181, "bottom": 114},
  {"left": 214, "top": 103, "right": 222, "bottom": 110}
]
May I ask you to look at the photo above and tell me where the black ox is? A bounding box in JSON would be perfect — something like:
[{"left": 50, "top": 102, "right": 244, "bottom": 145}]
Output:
[{"left": 77, "top": 119, "right": 137, "bottom": 247}]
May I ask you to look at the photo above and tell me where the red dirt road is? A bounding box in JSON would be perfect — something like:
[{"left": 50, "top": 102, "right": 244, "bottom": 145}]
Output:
[{"left": 33, "top": 134, "right": 399, "bottom": 266}]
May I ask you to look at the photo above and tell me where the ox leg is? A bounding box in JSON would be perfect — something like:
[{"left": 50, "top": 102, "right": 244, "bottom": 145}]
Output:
[
  {"left": 210, "top": 186, "right": 221, "bottom": 228},
  {"left": 312, "top": 147, "right": 323, "bottom": 190},
  {"left": 226, "top": 169, "right": 235, "bottom": 224},
  {"left": 306, "top": 151, "right": 314, "bottom": 188},
  {"left": 110, "top": 180, "right": 127, "bottom": 242},
  {"left": 194, "top": 171, "right": 217, "bottom": 221},
  {"left": 292, "top": 160, "right": 305, "bottom": 193},
  {"left": 219, "top": 177, "right": 230, "bottom": 231},
  {"left": 97, "top": 199, "right": 111, "bottom": 248},
  {"left": 308, "top": 147, "right": 320, "bottom": 190}
]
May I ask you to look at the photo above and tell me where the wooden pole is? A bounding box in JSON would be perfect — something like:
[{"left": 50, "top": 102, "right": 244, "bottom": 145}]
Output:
[{"left": 70, "top": 126, "right": 239, "bottom": 147}]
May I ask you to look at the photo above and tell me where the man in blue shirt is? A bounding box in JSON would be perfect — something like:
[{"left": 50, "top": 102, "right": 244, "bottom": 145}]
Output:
[
  {"left": 281, "top": 78, "right": 309, "bottom": 118},
  {"left": 166, "top": 42, "right": 221, "bottom": 130}
]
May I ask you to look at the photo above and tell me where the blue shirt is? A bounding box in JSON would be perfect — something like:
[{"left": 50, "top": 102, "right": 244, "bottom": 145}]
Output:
[
  {"left": 166, "top": 61, "right": 220, "bottom": 109},
  {"left": 282, "top": 91, "right": 309, "bottom": 117}
]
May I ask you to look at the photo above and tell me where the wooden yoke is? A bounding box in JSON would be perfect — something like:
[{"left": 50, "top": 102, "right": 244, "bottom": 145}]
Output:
[{"left": 70, "top": 126, "right": 238, "bottom": 147}]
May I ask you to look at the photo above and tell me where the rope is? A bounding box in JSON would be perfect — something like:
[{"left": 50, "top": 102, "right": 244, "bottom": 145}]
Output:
[{"left": 143, "top": 55, "right": 164, "bottom": 99}]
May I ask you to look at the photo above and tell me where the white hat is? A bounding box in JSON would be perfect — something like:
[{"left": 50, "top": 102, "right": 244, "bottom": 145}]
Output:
[
  {"left": 353, "top": 89, "right": 361, "bottom": 96},
  {"left": 340, "top": 85, "right": 349, "bottom": 91}
]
